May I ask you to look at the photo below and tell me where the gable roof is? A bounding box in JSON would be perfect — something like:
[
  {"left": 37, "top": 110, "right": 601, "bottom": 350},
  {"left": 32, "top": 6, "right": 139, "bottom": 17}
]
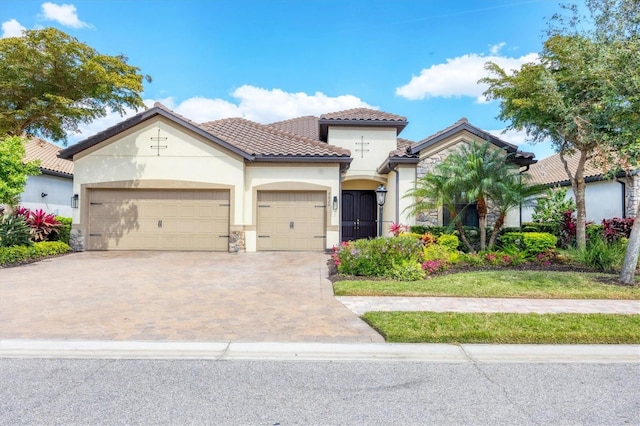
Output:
[
  {"left": 409, "top": 117, "right": 536, "bottom": 166},
  {"left": 527, "top": 151, "right": 618, "bottom": 186},
  {"left": 24, "top": 137, "right": 73, "bottom": 177},
  {"left": 59, "top": 103, "right": 351, "bottom": 164},
  {"left": 201, "top": 117, "right": 350, "bottom": 160},
  {"left": 318, "top": 108, "right": 408, "bottom": 141}
]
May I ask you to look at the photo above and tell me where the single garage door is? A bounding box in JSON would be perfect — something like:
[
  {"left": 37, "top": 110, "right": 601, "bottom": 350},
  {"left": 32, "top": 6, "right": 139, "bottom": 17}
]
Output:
[
  {"left": 88, "top": 189, "right": 230, "bottom": 251},
  {"left": 257, "top": 191, "right": 326, "bottom": 251}
]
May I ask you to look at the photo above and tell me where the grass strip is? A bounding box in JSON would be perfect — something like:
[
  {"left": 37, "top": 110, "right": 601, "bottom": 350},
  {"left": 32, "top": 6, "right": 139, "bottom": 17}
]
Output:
[
  {"left": 334, "top": 271, "right": 640, "bottom": 299},
  {"left": 362, "top": 312, "right": 640, "bottom": 344}
]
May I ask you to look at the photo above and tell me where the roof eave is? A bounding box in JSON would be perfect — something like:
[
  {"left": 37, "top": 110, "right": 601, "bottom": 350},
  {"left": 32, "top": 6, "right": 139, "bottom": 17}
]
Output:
[
  {"left": 59, "top": 107, "right": 254, "bottom": 161},
  {"left": 410, "top": 122, "right": 517, "bottom": 155},
  {"left": 252, "top": 155, "right": 352, "bottom": 163},
  {"left": 376, "top": 156, "right": 420, "bottom": 174},
  {"left": 39, "top": 168, "right": 73, "bottom": 179}
]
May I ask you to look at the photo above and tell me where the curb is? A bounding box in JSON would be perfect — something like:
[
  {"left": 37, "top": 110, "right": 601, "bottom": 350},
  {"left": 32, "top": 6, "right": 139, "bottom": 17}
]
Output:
[{"left": 1, "top": 340, "right": 639, "bottom": 363}]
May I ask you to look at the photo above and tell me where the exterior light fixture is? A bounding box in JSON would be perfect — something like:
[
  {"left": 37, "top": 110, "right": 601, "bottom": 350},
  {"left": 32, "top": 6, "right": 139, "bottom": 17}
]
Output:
[
  {"left": 332, "top": 196, "right": 338, "bottom": 211},
  {"left": 375, "top": 184, "right": 387, "bottom": 236},
  {"left": 41, "top": 192, "right": 48, "bottom": 198},
  {"left": 71, "top": 194, "right": 79, "bottom": 208}
]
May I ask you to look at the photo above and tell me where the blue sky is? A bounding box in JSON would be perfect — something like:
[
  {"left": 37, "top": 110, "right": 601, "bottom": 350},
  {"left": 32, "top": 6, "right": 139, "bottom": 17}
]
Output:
[{"left": 2, "top": 0, "right": 565, "bottom": 158}]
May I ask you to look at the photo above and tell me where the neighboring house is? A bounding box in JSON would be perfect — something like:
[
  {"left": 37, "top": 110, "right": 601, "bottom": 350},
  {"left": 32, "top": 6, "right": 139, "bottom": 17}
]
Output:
[
  {"left": 59, "top": 104, "right": 535, "bottom": 252},
  {"left": 521, "top": 152, "right": 639, "bottom": 223},
  {"left": 21, "top": 137, "right": 74, "bottom": 217}
]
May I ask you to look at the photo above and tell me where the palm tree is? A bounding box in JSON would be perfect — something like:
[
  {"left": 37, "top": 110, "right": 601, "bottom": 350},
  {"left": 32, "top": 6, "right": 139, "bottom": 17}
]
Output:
[
  {"left": 406, "top": 141, "right": 541, "bottom": 252},
  {"left": 436, "top": 142, "right": 513, "bottom": 251},
  {"left": 486, "top": 173, "right": 546, "bottom": 249},
  {"left": 404, "top": 171, "right": 475, "bottom": 252}
]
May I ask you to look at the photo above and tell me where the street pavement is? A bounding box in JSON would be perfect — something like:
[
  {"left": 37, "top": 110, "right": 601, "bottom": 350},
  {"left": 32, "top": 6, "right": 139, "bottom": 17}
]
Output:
[{"left": 1, "top": 358, "right": 638, "bottom": 425}]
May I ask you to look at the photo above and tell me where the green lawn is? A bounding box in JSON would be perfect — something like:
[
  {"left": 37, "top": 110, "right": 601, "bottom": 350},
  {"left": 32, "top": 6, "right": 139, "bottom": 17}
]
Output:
[
  {"left": 334, "top": 271, "right": 640, "bottom": 299},
  {"left": 362, "top": 312, "right": 640, "bottom": 344}
]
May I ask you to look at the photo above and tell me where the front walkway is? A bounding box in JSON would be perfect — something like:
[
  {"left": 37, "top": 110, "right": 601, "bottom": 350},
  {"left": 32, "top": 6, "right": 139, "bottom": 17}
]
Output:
[{"left": 337, "top": 296, "right": 640, "bottom": 316}]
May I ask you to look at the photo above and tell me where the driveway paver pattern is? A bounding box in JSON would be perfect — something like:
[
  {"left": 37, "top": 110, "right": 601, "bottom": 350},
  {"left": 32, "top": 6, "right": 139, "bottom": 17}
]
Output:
[{"left": 0, "top": 251, "right": 383, "bottom": 343}]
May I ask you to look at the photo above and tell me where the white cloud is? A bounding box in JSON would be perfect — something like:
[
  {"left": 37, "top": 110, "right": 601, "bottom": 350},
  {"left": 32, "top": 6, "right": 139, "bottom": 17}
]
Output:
[
  {"left": 396, "top": 49, "right": 538, "bottom": 102},
  {"left": 1, "top": 19, "right": 27, "bottom": 38},
  {"left": 41, "top": 2, "right": 90, "bottom": 28},
  {"left": 68, "top": 86, "right": 374, "bottom": 143},
  {"left": 489, "top": 42, "right": 506, "bottom": 55}
]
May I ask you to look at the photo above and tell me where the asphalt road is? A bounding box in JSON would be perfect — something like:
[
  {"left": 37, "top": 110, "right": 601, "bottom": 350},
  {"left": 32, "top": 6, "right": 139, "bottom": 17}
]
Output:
[{"left": 1, "top": 359, "right": 638, "bottom": 425}]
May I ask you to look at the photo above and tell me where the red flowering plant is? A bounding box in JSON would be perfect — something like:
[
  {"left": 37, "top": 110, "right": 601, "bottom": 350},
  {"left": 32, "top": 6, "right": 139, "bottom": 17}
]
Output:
[
  {"left": 14, "top": 207, "right": 61, "bottom": 242},
  {"left": 388, "top": 222, "right": 409, "bottom": 237},
  {"left": 602, "top": 217, "right": 634, "bottom": 243}
]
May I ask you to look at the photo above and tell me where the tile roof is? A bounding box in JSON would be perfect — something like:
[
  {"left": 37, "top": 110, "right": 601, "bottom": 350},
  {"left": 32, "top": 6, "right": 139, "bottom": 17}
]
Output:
[
  {"left": 269, "top": 116, "right": 320, "bottom": 140},
  {"left": 24, "top": 137, "right": 73, "bottom": 176},
  {"left": 201, "top": 117, "right": 351, "bottom": 157},
  {"left": 390, "top": 137, "right": 417, "bottom": 158},
  {"left": 320, "top": 108, "right": 407, "bottom": 122},
  {"left": 527, "top": 151, "right": 609, "bottom": 185}
]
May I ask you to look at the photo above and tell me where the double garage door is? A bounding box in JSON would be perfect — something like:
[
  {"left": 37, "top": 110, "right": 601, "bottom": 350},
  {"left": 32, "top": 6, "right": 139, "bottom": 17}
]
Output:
[
  {"left": 88, "top": 189, "right": 230, "bottom": 251},
  {"left": 87, "top": 189, "right": 326, "bottom": 251}
]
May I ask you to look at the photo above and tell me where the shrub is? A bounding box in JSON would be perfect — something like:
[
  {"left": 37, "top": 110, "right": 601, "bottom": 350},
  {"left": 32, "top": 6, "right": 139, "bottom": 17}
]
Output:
[
  {"left": 422, "top": 259, "right": 449, "bottom": 275},
  {"left": 602, "top": 217, "right": 634, "bottom": 243},
  {"left": 389, "top": 260, "right": 425, "bottom": 281},
  {"left": 484, "top": 250, "right": 526, "bottom": 267},
  {"left": 501, "top": 232, "right": 558, "bottom": 258},
  {"left": 572, "top": 237, "right": 626, "bottom": 273},
  {"left": 0, "top": 215, "right": 33, "bottom": 247},
  {"left": 437, "top": 234, "right": 459, "bottom": 252},
  {"left": 458, "top": 252, "right": 486, "bottom": 267},
  {"left": 410, "top": 225, "right": 446, "bottom": 236},
  {"left": 332, "top": 236, "right": 423, "bottom": 277},
  {"left": 14, "top": 207, "right": 61, "bottom": 242},
  {"left": 0, "top": 241, "right": 71, "bottom": 266},
  {"left": 531, "top": 186, "right": 576, "bottom": 236},
  {"left": 50, "top": 216, "right": 72, "bottom": 244}
]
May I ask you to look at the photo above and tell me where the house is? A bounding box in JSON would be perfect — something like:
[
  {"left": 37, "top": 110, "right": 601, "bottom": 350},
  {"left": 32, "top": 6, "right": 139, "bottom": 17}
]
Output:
[
  {"left": 20, "top": 137, "right": 74, "bottom": 217},
  {"left": 522, "top": 151, "right": 639, "bottom": 223},
  {"left": 59, "top": 104, "right": 535, "bottom": 252}
]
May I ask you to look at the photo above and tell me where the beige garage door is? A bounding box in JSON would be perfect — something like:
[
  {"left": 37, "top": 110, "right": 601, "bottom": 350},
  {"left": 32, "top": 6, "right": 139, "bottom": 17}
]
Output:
[
  {"left": 257, "top": 191, "right": 326, "bottom": 251},
  {"left": 88, "top": 189, "right": 230, "bottom": 251}
]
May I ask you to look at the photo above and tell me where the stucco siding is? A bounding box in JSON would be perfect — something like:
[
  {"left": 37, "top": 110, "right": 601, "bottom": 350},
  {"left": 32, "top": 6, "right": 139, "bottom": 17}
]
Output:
[
  {"left": 521, "top": 180, "right": 625, "bottom": 223},
  {"left": 328, "top": 127, "right": 397, "bottom": 179},
  {"left": 20, "top": 174, "right": 73, "bottom": 217}
]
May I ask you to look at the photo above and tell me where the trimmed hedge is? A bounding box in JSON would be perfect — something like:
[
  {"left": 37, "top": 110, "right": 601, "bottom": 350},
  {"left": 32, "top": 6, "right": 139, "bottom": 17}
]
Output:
[
  {"left": 501, "top": 232, "right": 558, "bottom": 258},
  {"left": 0, "top": 241, "right": 71, "bottom": 266}
]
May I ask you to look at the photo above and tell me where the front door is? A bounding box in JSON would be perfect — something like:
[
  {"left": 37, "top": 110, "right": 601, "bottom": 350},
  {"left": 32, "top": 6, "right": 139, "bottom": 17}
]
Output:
[{"left": 341, "top": 190, "right": 377, "bottom": 241}]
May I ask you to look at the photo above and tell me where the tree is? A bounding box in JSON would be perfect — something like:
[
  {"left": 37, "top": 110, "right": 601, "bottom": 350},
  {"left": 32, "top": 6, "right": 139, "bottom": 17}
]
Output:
[
  {"left": 404, "top": 171, "right": 475, "bottom": 252},
  {"left": 480, "top": 0, "right": 639, "bottom": 281},
  {"left": 405, "top": 141, "right": 537, "bottom": 252},
  {"left": 0, "top": 136, "right": 40, "bottom": 206},
  {"left": 0, "top": 27, "right": 151, "bottom": 143}
]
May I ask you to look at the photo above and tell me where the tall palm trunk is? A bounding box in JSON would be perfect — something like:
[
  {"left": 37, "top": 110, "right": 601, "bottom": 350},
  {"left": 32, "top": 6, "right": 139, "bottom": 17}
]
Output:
[{"left": 477, "top": 196, "right": 488, "bottom": 251}]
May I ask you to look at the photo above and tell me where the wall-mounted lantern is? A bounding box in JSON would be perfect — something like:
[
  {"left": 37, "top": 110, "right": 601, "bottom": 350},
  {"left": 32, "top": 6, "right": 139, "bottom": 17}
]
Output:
[
  {"left": 41, "top": 192, "right": 48, "bottom": 198},
  {"left": 332, "top": 195, "right": 338, "bottom": 211},
  {"left": 71, "top": 194, "right": 79, "bottom": 208},
  {"left": 375, "top": 184, "right": 387, "bottom": 237}
]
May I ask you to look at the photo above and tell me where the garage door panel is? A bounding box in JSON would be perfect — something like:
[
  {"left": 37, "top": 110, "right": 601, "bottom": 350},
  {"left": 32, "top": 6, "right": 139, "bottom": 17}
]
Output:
[
  {"left": 88, "top": 189, "right": 229, "bottom": 251},
  {"left": 257, "top": 191, "right": 326, "bottom": 251}
]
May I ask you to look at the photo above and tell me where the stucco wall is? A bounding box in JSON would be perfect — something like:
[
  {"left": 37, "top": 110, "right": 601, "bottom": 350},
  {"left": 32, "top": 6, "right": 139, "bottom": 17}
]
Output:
[
  {"left": 521, "top": 180, "right": 625, "bottom": 223},
  {"left": 328, "top": 127, "right": 397, "bottom": 180},
  {"left": 71, "top": 118, "right": 245, "bottom": 225},
  {"left": 20, "top": 174, "right": 73, "bottom": 217}
]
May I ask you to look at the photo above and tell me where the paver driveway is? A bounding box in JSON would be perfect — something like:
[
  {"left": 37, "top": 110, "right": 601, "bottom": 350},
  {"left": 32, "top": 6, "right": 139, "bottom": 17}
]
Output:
[{"left": 0, "top": 251, "right": 383, "bottom": 343}]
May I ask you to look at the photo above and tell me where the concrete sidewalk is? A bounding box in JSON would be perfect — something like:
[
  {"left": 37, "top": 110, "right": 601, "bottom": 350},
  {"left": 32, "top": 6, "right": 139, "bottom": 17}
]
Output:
[
  {"left": 1, "top": 340, "right": 639, "bottom": 363},
  {"left": 337, "top": 296, "right": 640, "bottom": 315}
]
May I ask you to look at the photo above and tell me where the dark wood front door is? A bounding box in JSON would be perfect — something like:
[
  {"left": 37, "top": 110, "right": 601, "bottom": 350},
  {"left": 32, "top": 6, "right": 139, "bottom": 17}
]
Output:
[{"left": 341, "top": 190, "right": 377, "bottom": 241}]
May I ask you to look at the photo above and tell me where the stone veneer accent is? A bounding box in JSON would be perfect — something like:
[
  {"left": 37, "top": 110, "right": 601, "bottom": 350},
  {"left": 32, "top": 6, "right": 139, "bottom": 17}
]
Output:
[
  {"left": 228, "top": 231, "right": 245, "bottom": 253},
  {"left": 415, "top": 142, "right": 502, "bottom": 228},
  {"left": 626, "top": 174, "right": 640, "bottom": 218},
  {"left": 69, "top": 227, "right": 85, "bottom": 252}
]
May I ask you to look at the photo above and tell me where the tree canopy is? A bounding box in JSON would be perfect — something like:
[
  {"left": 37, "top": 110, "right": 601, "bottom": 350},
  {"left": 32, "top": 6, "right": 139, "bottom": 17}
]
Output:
[
  {"left": 0, "top": 136, "right": 40, "bottom": 206},
  {"left": 0, "top": 27, "right": 150, "bottom": 142},
  {"left": 480, "top": 0, "right": 640, "bottom": 250}
]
